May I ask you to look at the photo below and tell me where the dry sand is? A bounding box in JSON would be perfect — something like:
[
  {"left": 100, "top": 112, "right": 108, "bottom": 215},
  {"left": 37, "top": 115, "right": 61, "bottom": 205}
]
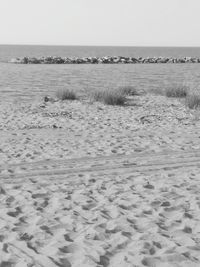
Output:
[{"left": 1, "top": 93, "right": 200, "bottom": 267}]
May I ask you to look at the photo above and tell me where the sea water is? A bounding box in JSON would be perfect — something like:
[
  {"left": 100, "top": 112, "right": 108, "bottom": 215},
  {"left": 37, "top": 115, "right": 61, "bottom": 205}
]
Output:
[{"left": 1, "top": 45, "right": 200, "bottom": 103}]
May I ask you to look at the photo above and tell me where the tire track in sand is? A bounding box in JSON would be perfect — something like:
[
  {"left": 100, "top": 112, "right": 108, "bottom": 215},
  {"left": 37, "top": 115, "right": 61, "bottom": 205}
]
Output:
[
  {"left": 1, "top": 149, "right": 200, "bottom": 266},
  {"left": 1, "top": 148, "right": 200, "bottom": 182}
]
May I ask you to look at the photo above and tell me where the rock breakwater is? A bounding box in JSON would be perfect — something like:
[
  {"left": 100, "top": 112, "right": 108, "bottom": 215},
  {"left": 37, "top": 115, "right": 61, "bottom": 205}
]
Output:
[{"left": 9, "top": 56, "right": 200, "bottom": 64}]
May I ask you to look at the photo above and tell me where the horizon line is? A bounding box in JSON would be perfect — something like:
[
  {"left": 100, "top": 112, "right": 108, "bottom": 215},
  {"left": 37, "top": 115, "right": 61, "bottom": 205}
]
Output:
[{"left": 1, "top": 43, "right": 200, "bottom": 48}]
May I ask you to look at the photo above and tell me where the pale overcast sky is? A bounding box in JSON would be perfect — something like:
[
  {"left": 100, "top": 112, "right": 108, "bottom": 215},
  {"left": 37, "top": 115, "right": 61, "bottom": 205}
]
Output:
[{"left": 0, "top": 0, "right": 200, "bottom": 46}]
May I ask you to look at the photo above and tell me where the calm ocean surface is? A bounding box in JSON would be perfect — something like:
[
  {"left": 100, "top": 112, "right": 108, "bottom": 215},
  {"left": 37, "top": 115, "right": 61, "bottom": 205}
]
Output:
[{"left": 1, "top": 45, "right": 200, "bottom": 102}]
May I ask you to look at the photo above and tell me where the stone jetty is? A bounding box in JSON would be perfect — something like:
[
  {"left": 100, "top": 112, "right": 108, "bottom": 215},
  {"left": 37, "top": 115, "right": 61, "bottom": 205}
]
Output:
[{"left": 9, "top": 56, "right": 200, "bottom": 64}]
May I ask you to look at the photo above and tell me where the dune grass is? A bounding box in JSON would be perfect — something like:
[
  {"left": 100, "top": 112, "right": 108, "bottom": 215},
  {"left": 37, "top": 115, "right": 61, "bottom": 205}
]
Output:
[
  {"left": 149, "top": 84, "right": 189, "bottom": 98},
  {"left": 185, "top": 93, "right": 200, "bottom": 109},
  {"left": 164, "top": 85, "right": 188, "bottom": 98},
  {"left": 92, "top": 89, "right": 126, "bottom": 105},
  {"left": 117, "top": 86, "right": 139, "bottom": 96},
  {"left": 56, "top": 89, "right": 77, "bottom": 100}
]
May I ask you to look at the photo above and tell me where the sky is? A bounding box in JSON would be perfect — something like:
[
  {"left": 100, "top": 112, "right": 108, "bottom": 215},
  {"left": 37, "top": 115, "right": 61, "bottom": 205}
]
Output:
[{"left": 0, "top": 0, "right": 200, "bottom": 46}]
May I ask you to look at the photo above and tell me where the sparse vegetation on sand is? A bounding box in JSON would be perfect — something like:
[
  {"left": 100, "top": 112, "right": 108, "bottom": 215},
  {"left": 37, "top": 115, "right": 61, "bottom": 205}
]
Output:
[
  {"left": 92, "top": 89, "right": 126, "bottom": 105},
  {"left": 117, "top": 86, "right": 139, "bottom": 96},
  {"left": 148, "top": 88, "right": 164, "bottom": 95},
  {"left": 56, "top": 89, "right": 77, "bottom": 100},
  {"left": 185, "top": 93, "right": 200, "bottom": 109},
  {"left": 165, "top": 85, "right": 188, "bottom": 98}
]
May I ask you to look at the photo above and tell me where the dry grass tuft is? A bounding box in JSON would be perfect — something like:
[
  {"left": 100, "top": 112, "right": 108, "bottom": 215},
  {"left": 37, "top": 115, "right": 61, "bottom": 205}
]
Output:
[
  {"left": 185, "top": 93, "right": 200, "bottom": 109},
  {"left": 56, "top": 89, "right": 77, "bottom": 100},
  {"left": 117, "top": 86, "right": 139, "bottom": 96},
  {"left": 165, "top": 85, "right": 188, "bottom": 98},
  {"left": 92, "top": 89, "right": 126, "bottom": 105}
]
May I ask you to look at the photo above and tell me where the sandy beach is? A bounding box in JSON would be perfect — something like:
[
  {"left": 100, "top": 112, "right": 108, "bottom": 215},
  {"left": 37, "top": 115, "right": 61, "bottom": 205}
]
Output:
[{"left": 1, "top": 92, "right": 200, "bottom": 267}]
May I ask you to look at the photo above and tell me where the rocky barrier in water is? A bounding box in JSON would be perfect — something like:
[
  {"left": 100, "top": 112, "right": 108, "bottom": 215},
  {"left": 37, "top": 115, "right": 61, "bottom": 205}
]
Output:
[{"left": 9, "top": 56, "right": 200, "bottom": 64}]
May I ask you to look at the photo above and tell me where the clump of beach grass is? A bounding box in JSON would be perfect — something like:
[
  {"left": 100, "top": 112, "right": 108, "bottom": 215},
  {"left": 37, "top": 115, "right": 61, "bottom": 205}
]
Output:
[
  {"left": 164, "top": 85, "right": 188, "bottom": 98},
  {"left": 92, "top": 88, "right": 126, "bottom": 105},
  {"left": 117, "top": 86, "right": 139, "bottom": 96},
  {"left": 185, "top": 93, "right": 200, "bottom": 109},
  {"left": 56, "top": 89, "right": 77, "bottom": 100}
]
